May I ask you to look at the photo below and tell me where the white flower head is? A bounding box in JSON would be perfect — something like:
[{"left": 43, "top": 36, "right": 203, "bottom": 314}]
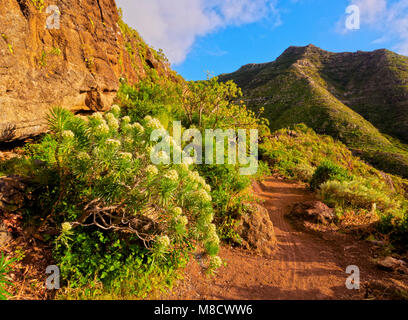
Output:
[
  {"left": 153, "top": 150, "right": 170, "bottom": 164},
  {"left": 62, "top": 130, "right": 75, "bottom": 140},
  {"left": 209, "top": 256, "right": 223, "bottom": 269},
  {"left": 124, "top": 137, "right": 133, "bottom": 145},
  {"left": 156, "top": 235, "right": 171, "bottom": 248},
  {"left": 208, "top": 231, "right": 219, "bottom": 245},
  {"left": 164, "top": 169, "right": 179, "bottom": 182},
  {"left": 179, "top": 163, "right": 190, "bottom": 173},
  {"left": 208, "top": 224, "right": 216, "bottom": 235},
  {"left": 119, "top": 152, "right": 132, "bottom": 161},
  {"left": 96, "top": 122, "right": 110, "bottom": 135},
  {"left": 175, "top": 215, "right": 188, "bottom": 226},
  {"left": 106, "top": 116, "right": 119, "bottom": 130},
  {"left": 146, "top": 165, "right": 159, "bottom": 176},
  {"left": 122, "top": 116, "right": 131, "bottom": 124},
  {"left": 195, "top": 189, "right": 212, "bottom": 202},
  {"left": 132, "top": 122, "right": 145, "bottom": 134},
  {"left": 77, "top": 152, "right": 90, "bottom": 161},
  {"left": 105, "top": 113, "right": 116, "bottom": 122},
  {"left": 172, "top": 207, "right": 183, "bottom": 216},
  {"left": 111, "top": 104, "right": 121, "bottom": 115},
  {"left": 62, "top": 222, "right": 72, "bottom": 232},
  {"left": 106, "top": 139, "right": 121, "bottom": 149},
  {"left": 90, "top": 112, "right": 104, "bottom": 122},
  {"left": 146, "top": 118, "right": 163, "bottom": 130}
]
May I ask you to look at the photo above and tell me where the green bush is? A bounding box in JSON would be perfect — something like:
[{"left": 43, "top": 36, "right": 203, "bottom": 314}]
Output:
[
  {"left": 292, "top": 163, "right": 315, "bottom": 182},
  {"left": 28, "top": 106, "right": 220, "bottom": 293},
  {"left": 310, "top": 160, "right": 352, "bottom": 191},
  {"left": 318, "top": 179, "right": 400, "bottom": 213},
  {"left": 197, "top": 163, "right": 252, "bottom": 242}
]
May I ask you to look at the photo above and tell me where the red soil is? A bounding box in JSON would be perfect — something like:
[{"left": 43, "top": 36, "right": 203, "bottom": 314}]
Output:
[{"left": 166, "top": 177, "right": 407, "bottom": 300}]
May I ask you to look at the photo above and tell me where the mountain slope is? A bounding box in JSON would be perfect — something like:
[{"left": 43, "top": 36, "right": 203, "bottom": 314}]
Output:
[{"left": 219, "top": 45, "right": 408, "bottom": 177}]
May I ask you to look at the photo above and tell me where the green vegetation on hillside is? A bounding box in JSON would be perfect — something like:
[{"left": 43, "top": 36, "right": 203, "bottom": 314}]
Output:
[
  {"left": 261, "top": 124, "right": 408, "bottom": 250},
  {"left": 220, "top": 45, "right": 408, "bottom": 179}
]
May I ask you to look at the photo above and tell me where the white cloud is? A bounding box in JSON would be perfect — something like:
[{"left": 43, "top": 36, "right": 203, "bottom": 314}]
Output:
[
  {"left": 116, "top": 0, "right": 281, "bottom": 64},
  {"left": 344, "top": 0, "right": 408, "bottom": 55}
]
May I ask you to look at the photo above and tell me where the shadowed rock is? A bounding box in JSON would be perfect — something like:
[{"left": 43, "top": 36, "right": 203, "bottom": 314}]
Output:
[{"left": 288, "top": 201, "right": 336, "bottom": 225}]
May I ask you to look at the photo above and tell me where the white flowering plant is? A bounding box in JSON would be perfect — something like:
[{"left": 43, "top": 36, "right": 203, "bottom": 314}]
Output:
[{"left": 28, "top": 106, "right": 220, "bottom": 287}]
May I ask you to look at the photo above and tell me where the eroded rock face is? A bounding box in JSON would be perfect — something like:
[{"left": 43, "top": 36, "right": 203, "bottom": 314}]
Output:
[
  {"left": 288, "top": 201, "right": 336, "bottom": 225},
  {"left": 0, "top": 0, "right": 169, "bottom": 141}
]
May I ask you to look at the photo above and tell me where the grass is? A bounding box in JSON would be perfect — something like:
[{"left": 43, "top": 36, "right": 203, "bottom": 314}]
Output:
[{"left": 0, "top": 252, "right": 17, "bottom": 300}]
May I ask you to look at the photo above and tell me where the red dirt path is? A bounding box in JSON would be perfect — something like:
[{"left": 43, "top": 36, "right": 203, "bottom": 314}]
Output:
[{"left": 166, "top": 177, "right": 405, "bottom": 300}]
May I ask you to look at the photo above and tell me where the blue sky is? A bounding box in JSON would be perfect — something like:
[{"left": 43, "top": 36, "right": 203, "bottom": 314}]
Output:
[{"left": 117, "top": 0, "right": 408, "bottom": 80}]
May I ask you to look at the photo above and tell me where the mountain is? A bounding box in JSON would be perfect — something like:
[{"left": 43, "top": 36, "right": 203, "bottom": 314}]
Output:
[
  {"left": 219, "top": 45, "right": 408, "bottom": 177},
  {"left": 0, "top": 0, "right": 173, "bottom": 142}
]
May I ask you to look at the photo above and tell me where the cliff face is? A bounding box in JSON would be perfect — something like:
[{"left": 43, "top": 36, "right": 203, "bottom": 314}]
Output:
[{"left": 0, "top": 0, "right": 170, "bottom": 141}]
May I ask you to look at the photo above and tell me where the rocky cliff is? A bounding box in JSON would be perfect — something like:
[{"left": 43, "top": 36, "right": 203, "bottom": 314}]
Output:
[{"left": 0, "top": 0, "right": 171, "bottom": 141}]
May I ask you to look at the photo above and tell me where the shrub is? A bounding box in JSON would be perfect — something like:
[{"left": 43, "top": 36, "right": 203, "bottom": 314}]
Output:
[
  {"left": 29, "top": 106, "right": 220, "bottom": 293},
  {"left": 318, "top": 179, "right": 400, "bottom": 213},
  {"left": 292, "top": 163, "right": 315, "bottom": 182},
  {"left": 197, "top": 164, "right": 252, "bottom": 242},
  {"left": 310, "top": 160, "right": 352, "bottom": 191}
]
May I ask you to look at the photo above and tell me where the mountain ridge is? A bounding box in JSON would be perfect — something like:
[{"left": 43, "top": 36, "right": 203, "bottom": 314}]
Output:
[{"left": 219, "top": 44, "right": 408, "bottom": 177}]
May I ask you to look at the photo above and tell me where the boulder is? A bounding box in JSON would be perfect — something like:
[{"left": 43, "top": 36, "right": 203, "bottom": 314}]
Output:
[
  {"left": 236, "top": 203, "right": 277, "bottom": 256},
  {"left": 0, "top": 222, "right": 11, "bottom": 248},
  {"left": 0, "top": 176, "right": 26, "bottom": 213},
  {"left": 377, "top": 256, "right": 408, "bottom": 273},
  {"left": 288, "top": 201, "right": 336, "bottom": 225}
]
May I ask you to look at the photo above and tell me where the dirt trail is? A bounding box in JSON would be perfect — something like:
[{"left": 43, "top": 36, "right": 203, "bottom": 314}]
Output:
[{"left": 167, "top": 177, "right": 396, "bottom": 300}]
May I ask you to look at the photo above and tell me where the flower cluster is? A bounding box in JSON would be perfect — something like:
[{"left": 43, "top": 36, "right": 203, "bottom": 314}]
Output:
[
  {"left": 90, "top": 112, "right": 104, "bottom": 122},
  {"left": 145, "top": 116, "right": 163, "bottom": 130},
  {"left": 164, "top": 169, "right": 179, "bottom": 182},
  {"left": 62, "top": 222, "right": 72, "bottom": 232},
  {"left": 119, "top": 152, "right": 133, "bottom": 161},
  {"left": 174, "top": 215, "right": 188, "bottom": 226},
  {"left": 62, "top": 130, "right": 75, "bottom": 140},
  {"left": 105, "top": 113, "right": 119, "bottom": 130},
  {"left": 96, "top": 122, "right": 110, "bottom": 135},
  {"left": 172, "top": 207, "right": 183, "bottom": 216},
  {"left": 106, "top": 139, "right": 121, "bottom": 149},
  {"left": 154, "top": 150, "right": 170, "bottom": 164},
  {"left": 122, "top": 116, "right": 131, "bottom": 124},
  {"left": 209, "top": 256, "right": 223, "bottom": 270},
  {"left": 132, "top": 122, "right": 145, "bottom": 134},
  {"left": 111, "top": 104, "right": 121, "bottom": 116},
  {"left": 145, "top": 165, "right": 159, "bottom": 176},
  {"left": 156, "top": 235, "right": 171, "bottom": 249},
  {"left": 187, "top": 171, "right": 211, "bottom": 192}
]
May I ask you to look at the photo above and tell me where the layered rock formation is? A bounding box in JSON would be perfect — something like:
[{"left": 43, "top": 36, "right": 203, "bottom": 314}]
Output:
[{"left": 0, "top": 0, "right": 170, "bottom": 141}]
